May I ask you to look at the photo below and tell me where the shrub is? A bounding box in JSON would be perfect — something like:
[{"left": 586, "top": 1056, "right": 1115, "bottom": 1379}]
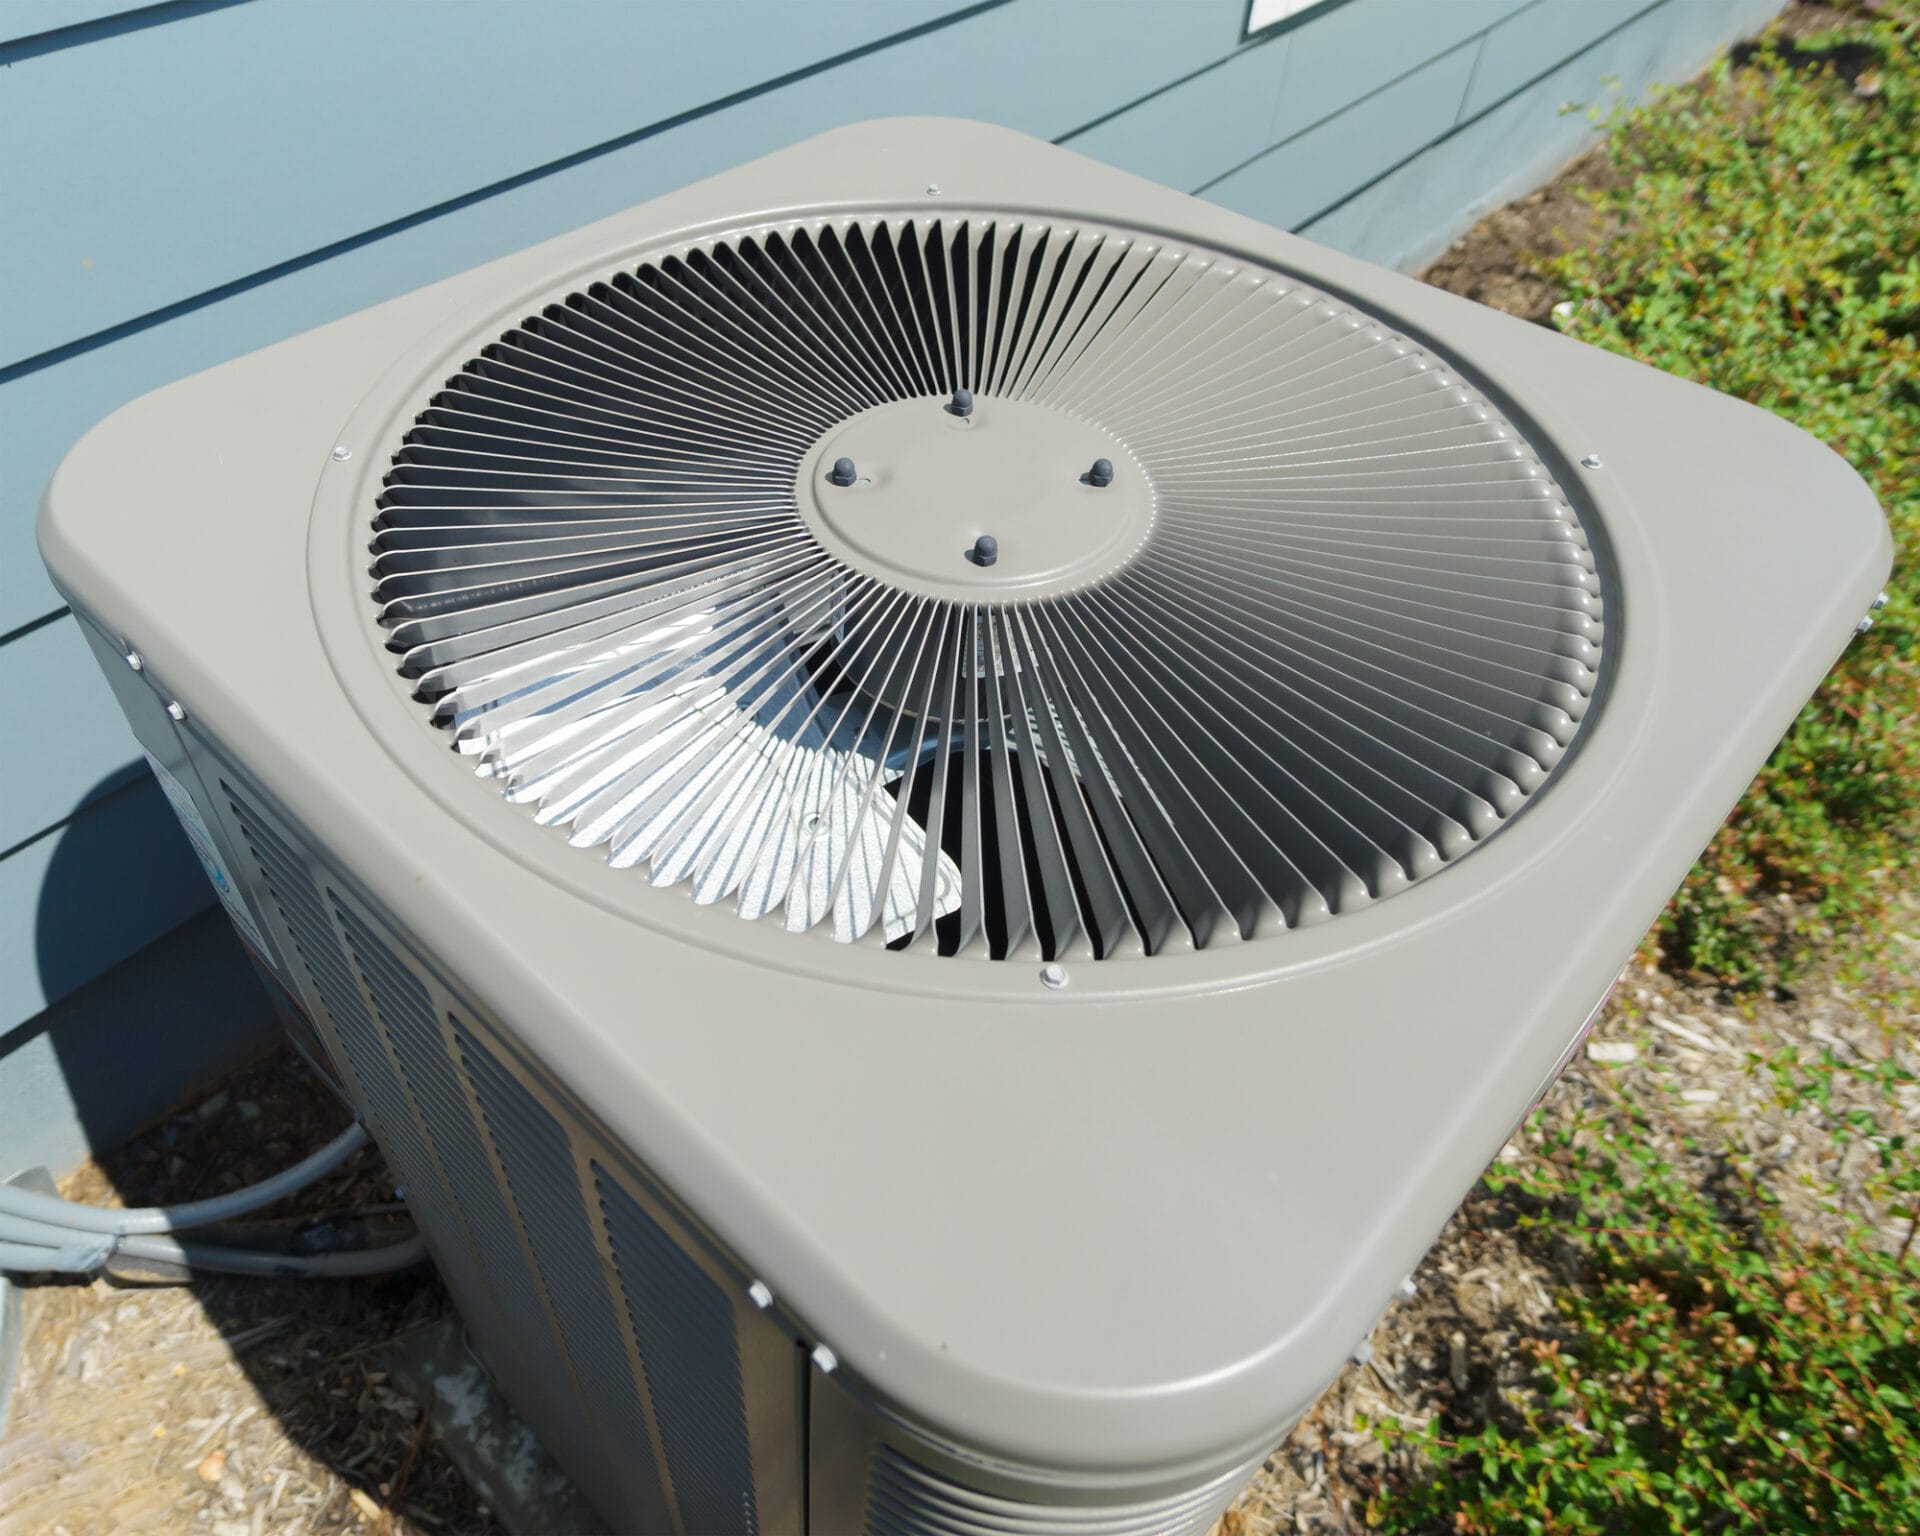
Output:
[
  {"left": 1543, "top": 7, "right": 1920, "bottom": 988},
  {"left": 1367, "top": 1052, "right": 1920, "bottom": 1534},
  {"left": 1361, "top": 16, "right": 1920, "bottom": 1531}
]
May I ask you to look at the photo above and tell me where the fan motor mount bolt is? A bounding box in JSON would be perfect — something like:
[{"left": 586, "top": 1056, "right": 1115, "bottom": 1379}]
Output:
[
  {"left": 828, "top": 456, "right": 858, "bottom": 487},
  {"left": 1040, "top": 962, "right": 1068, "bottom": 989},
  {"left": 1579, "top": 453, "right": 1603, "bottom": 470},
  {"left": 970, "top": 533, "right": 999, "bottom": 567},
  {"left": 948, "top": 387, "right": 974, "bottom": 418},
  {"left": 1086, "top": 457, "right": 1114, "bottom": 487},
  {"left": 331, "top": 445, "right": 353, "bottom": 462}
]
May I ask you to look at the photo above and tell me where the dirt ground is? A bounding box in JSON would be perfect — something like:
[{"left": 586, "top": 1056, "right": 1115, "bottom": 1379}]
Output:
[
  {"left": 3, "top": 8, "right": 1894, "bottom": 1532},
  {"left": 0, "top": 1051, "right": 500, "bottom": 1536}
]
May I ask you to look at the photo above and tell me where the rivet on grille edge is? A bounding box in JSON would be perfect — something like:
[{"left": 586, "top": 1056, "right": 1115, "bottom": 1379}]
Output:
[
  {"left": 748, "top": 1280, "right": 774, "bottom": 1309},
  {"left": 166, "top": 701, "right": 187, "bottom": 722},
  {"left": 926, "top": 183, "right": 942, "bottom": 195},
  {"left": 1579, "top": 453, "right": 1602, "bottom": 470},
  {"left": 811, "top": 1343, "right": 838, "bottom": 1373},
  {"left": 332, "top": 445, "right": 353, "bottom": 462},
  {"left": 1040, "top": 963, "right": 1068, "bottom": 989},
  {"left": 124, "top": 650, "right": 143, "bottom": 672}
]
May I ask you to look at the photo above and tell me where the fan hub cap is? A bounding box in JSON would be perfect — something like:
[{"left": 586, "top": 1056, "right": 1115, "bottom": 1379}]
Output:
[{"left": 798, "top": 397, "right": 1154, "bottom": 600}]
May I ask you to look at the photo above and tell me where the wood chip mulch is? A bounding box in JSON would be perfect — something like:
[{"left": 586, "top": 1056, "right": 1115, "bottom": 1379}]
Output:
[{"left": 0, "top": 1050, "right": 500, "bottom": 1536}]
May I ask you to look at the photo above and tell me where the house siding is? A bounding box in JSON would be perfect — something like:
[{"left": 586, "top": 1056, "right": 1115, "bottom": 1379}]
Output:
[{"left": 0, "top": 0, "right": 1780, "bottom": 1160}]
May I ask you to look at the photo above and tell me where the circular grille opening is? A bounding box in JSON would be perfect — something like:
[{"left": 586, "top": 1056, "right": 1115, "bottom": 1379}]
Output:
[{"left": 370, "top": 216, "right": 1605, "bottom": 960}]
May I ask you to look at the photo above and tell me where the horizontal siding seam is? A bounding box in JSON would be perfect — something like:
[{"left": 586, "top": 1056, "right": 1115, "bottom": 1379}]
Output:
[
  {"left": 1053, "top": 31, "right": 1284, "bottom": 146},
  {"left": 1191, "top": 30, "right": 1486, "bottom": 197},
  {"left": 0, "top": 760, "right": 148, "bottom": 864},
  {"left": 1293, "top": 0, "right": 1673, "bottom": 235},
  {"left": 0, "top": 0, "right": 1012, "bottom": 388},
  {"left": 0, "top": 607, "right": 70, "bottom": 650},
  {"left": 0, "top": 0, "right": 248, "bottom": 63}
]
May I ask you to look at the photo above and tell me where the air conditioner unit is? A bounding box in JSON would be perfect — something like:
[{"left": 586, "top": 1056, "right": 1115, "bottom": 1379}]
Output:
[{"left": 39, "top": 118, "right": 1888, "bottom": 1534}]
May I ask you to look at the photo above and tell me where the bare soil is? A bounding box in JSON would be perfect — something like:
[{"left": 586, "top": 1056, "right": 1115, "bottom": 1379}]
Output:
[{"left": 0, "top": 1052, "right": 498, "bottom": 1536}]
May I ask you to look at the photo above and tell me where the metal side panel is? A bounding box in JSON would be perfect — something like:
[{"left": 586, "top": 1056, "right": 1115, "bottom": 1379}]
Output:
[
  {"left": 182, "top": 745, "right": 801, "bottom": 1534},
  {"left": 449, "top": 1018, "right": 806, "bottom": 1536},
  {"left": 215, "top": 782, "right": 534, "bottom": 1390},
  {"left": 449, "top": 1016, "right": 677, "bottom": 1531},
  {"left": 213, "top": 766, "right": 632, "bottom": 1525},
  {"left": 592, "top": 1162, "right": 762, "bottom": 1536},
  {"left": 251, "top": 961, "right": 348, "bottom": 1101},
  {"left": 810, "top": 1372, "right": 1263, "bottom": 1536},
  {"left": 588, "top": 1152, "right": 806, "bottom": 1536},
  {"left": 322, "top": 892, "right": 618, "bottom": 1512}
]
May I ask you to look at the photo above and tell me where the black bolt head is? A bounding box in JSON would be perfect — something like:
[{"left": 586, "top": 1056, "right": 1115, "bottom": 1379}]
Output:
[
  {"left": 971, "top": 534, "right": 999, "bottom": 567},
  {"left": 1087, "top": 457, "right": 1115, "bottom": 487},
  {"left": 828, "top": 456, "right": 857, "bottom": 486},
  {"left": 949, "top": 387, "right": 975, "bottom": 418}
]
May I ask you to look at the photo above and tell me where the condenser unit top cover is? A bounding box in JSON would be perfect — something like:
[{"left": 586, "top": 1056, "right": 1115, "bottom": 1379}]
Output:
[{"left": 40, "top": 120, "right": 1889, "bottom": 1482}]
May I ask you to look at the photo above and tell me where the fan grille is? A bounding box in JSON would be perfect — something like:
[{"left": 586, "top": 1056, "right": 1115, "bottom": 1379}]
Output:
[{"left": 371, "top": 215, "right": 1605, "bottom": 960}]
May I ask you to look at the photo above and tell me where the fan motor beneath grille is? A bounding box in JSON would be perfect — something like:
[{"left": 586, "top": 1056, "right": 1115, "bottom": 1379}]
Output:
[{"left": 371, "top": 214, "right": 1606, "bottom": 961}]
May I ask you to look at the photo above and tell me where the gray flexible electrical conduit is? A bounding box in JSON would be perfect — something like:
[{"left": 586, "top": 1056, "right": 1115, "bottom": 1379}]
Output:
[
  {"left": 0, "top": 1210, "right": 112, "bottom": 1250},
  {"left": 115, "top": 1232, "right": 430, "bottom": 1277},
  {"left": 0, "top": 1121, "right": 370, "bottom": 1236},
  {"left": 0, "top": 1232, "right": 427, "bottom": 1278},
  {"left": 0, "top": 1235, "right": 115, "bottom": 1273}
]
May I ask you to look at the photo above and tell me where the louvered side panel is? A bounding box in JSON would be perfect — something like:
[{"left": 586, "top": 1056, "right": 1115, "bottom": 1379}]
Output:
[
  {"left": 810, "top": 1374, "right": 1262, "bottom": 1536},
  {"left": 597, "top": 1164, "right": 760, "bottom": 1536},
  {"left": 220, "top": 789, "right": 505, "bottom": 1339},
  {"left": 214, "top": 786, "right": 342, "bottom": 1055},
  {"left": 222, "top": 791, "right": 415, "bottom": 1151},
  {"left": 455, "top": 1027, "right": 677, "bottom": 1533},
  {"left": 324, "top": 901, "right": 609, "bottom": 1494},
  {"left": 328, "top": 904, "right": 547, "bottom": 1322},
  {"left": 863, "top": 1447, "right": 1250, "bottom": 1536},
  {"left": 262, "top": 975, "right": 343, "bottom": 1096},
  {"left": 211, "top": 780, "right": 798, "bottom": 1533}
]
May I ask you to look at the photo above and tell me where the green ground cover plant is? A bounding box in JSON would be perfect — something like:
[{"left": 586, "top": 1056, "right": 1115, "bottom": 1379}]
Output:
[
  {"left": 1549, "top": 7, "right": 1920, "bottom": 991},
  {"left": 1368, "top": 1049, "right": 1920, "bottom": 1534},
  {"left": 1361, "top": 9, "right": 1920, "bottom": 1532}
]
